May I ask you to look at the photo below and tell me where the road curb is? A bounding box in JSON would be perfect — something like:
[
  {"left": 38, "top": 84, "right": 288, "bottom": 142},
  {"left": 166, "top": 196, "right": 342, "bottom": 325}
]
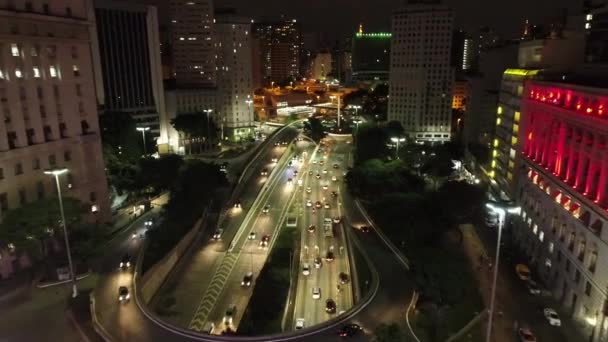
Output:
[{"left": 36, "top": 271, "right": 91, "bottom": 289}]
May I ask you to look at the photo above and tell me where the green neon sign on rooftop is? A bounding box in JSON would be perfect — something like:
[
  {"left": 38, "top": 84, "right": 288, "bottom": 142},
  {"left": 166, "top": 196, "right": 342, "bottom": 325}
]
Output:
[{"left": 355, "top": 32, "right": 392, "bottom": 38}]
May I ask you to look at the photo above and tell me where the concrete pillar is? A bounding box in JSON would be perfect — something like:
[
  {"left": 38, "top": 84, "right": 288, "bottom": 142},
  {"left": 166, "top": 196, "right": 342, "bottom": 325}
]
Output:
[
  {"left": 596, "top": 160, "right": 608, "bottom": 205},
  {"left": 554, "top": 124, "right": 568, "bottom": 176}
]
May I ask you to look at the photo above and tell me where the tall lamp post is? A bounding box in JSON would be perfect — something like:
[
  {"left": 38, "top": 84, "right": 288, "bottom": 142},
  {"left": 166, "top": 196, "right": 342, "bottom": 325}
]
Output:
[
  {"left": 44, "top": 167, "right": 78, "bottom": 298},
  {"left": 353, "top": 118, "right": 362, "bottom": 145},
  {"left": 391, "top": 137, "right": 405, "bottom": 159},
  {"left": 330, "top": 95, "right": 341, "bottom": 129},
  {"left": 136, "top": 127, "right": 150, "bottom": 155},
  {"left": 484, "top": 200, "right": 521, "bottom": 342},
  {"left": 203, "top": 109, "right": 213, "bottom": 148}
]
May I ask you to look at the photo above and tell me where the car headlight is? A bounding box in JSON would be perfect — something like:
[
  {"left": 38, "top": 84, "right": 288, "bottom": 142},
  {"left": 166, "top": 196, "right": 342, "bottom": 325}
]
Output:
[
  {"left": 120, "top": 262, "right": 123, "bottom": 267},
  {"left": 241, "top": 281, "right": 245, "bottom": 285},
  {"left": 126, "top": 262, "right": 131, "bottom": 267},
  {"left": 126, "top": 294, "right": 130, "bottom": 299}
]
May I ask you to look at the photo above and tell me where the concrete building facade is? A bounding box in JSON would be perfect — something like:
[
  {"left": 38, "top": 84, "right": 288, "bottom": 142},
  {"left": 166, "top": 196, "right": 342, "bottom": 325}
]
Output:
[
  {"left": 169, "top": 0, "right": 215, "bottom": 87},
  {"left": 214, "top": 14, "right": 254, "bottom": 142},
  {"left": 0, "top": 0, "right": 110, "bottom": 277},
  {"left": 253, "top": 19, "right": 301, "bottom": 84},
  {"left": 388, "top": 2, "right": 454, "bottom": 144},
  {"left": 92, "top": 0, "right": 165, "bottom": 135},
  {"left": 514, "top": 80, "right": 608, "bottom": 341}
]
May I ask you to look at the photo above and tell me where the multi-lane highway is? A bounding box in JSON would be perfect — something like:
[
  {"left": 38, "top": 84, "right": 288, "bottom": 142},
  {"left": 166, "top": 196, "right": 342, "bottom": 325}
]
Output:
[
  {"left": 290, "top": 137, "right": 354, "bottom": 330},
  {"left": 92, "top": 129, "right": 416, "bottom": 342}
]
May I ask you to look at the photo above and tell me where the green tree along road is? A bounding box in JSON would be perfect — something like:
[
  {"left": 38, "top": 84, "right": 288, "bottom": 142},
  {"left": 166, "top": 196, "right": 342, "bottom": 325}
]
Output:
[
  {"left": 303, "top": 117, "right": 326, "bottom": 142},
  {"left": 142, "top": 160, "right": 228, "bottom": 272},
  {"left": 346, "top": 149, "right": 485, "bottom": 341},
  {"left": 171, "top": 112, "right": 219, "bottom": 154},
  {"left": 0, "top": 197, "right": 104, "bottom": 264},
  {"left": 237, "top": 222, "right": 298, "bottom": 335}
]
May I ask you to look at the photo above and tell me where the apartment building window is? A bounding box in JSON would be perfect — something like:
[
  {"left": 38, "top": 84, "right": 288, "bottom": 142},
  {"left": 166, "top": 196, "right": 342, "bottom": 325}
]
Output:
[
  {"left": 72, "top": 65, "right": 80, "bottom": 77},
  {"left": 589, "top": 250, "right": 597, "bottom": 273},
  {"left": 585, "top": 282, "right": 592, "bottom": 296},
  {"left": 78, "top": 102, "right": 84, "bottom": 114},
  {"left": 71, "top": 46, "right": 78, "bottom": 59},
  {"left": 75, "top": 84, "right": 82, "bottom": 97},
  {"left": 0, "top": 167, "right": 3, "bottom": 180},
  {"left": 568, "top": 232, "right": 575, "bottom": 251},
  {"left": 575, "top": 270, "right": 581, "bottom": 283},
  {"left": 0, "top": 193, "right": 8, "bottom": 212},
  {"left": 49, "top": 66, "right": 57, "bottom": 78},
  {"left": 89, "top": 192, "right": 96, "bottom": 202},
  {"left": 53, "top": 85, "right": 59, "bottom": 98},
  {"left": 48, "top": 154, "right": 56, "bottom": 166},
  {"left": 11, "top": 44, "right": 20, "bottom": 57},
  {"left": 33, "top": 157, "right": 40, "bottom": 170},
  {"left": 59, "top": 122, "right": 67, "bottom": 138},
  {"left": 15, "top": 68, "right": 23, "bottom": 79},
  {"left": 36, "top": 86, "right": 43, "bottom": 99},
  {"left": 7, "top": 131, "right": 17, "bottom": 149},
  {"left": 42, "top": 125, "right": 52, "bottom": 141},
  {"left": 33, "top": 67, "right": 40, "bottom": 78},
  {"left": 36, "top": 181, "right": 44, "bottom": 200},
  {"left": 81, "top": 120, "right": 89, "bottom": 135},
  {"left": 64, "top": 150, "right": 71, "bottom": 162},
  {"left": 578, "top": 240, "right": 586, "bottom": 261},
  {"left": 25, "top": 2, "right": 33, "bottom": 11},
  {"left": 14, "top": 162, "right": 23, "bottom": 175},
  {"left": 66, "top": 7, "right": 72, "bottom": 17},
  {"left": 47, "top": 45, "right": 56, "bottom": 58},
  {"left": 43, "top": 3, "right": 49, "bottom": 14},
  {"left": 18, "top": 188, "right": 26, "bottom": 205},
  {"left": 26, "top": 128, "right": 35, "bottom": 145},
  {"left": 67, "top": 174, "right": 74, "bottom": 189},
  {"left": 31, "top": 45, "right": 39, "bottom": 57}
]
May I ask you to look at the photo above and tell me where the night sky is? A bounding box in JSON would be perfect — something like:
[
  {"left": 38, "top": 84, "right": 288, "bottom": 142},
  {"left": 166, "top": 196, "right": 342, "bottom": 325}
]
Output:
[{"left": 141, "top": 0, "right": 584, "bottom": 48}]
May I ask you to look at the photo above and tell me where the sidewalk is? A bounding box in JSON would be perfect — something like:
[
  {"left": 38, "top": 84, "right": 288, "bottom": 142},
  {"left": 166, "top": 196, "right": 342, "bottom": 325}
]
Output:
[
  {"left": 462, "top": 223, "right": 585, "bottom": 342},
  {"left": 460, "top": 224, "right": 515, "bottom": 342}
]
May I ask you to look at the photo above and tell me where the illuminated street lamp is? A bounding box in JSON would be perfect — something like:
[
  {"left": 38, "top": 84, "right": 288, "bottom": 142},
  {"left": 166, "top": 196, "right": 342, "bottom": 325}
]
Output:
[
  {"left": 484, "top": 200, "right": 521, "bottom": 342},
  {"left": 44, "top": 167, "right": 78, "bottom": 298},
  {"left": 353, "top": 118, "right": 362, "bottom": 145},
  {"left": 330, "top": 95, "right": 341, "bottom": 129},
  {"left": 136, "top": 126, "right": 150, "bottom": 155},
  {"left": 203, "top": 109, "right": 213, "bottom": 148},
  {"left": 390, "top": 136, "right": 405, "bottom": 159}
]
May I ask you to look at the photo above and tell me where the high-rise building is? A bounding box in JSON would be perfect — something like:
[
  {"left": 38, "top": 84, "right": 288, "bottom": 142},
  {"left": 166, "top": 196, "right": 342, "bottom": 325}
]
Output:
[
  {"left": 215, "top": 13, "right": 255, "bottom": 141},
  {"left": 0, "top": 0, "right": 110, "bottom": 277},
  {"left": 388, "top": 1, "right": 454, "bottom": 144},
  {"left": 310, "top": 52, "right": 332, "bottom": 81},
  {"left": 92, "top": 0, "right": 166, "bottom": 135},
  {"left": 490, "top": 32, "right": 586, "bottom": 200},
  {"left": 253, "top": 18, "right": 301, "bottom": 84},
  {"left": 515, "top": 77, "right": 608, "bottom": 341},
  {"left": 331, "top": 41, "right": 352, "bottom": 84},
  {"left": 351, "top": 26, "right": 391, "bottom": 84},
  {"left": 584, "top": 2, "right": 608, "bottom": 64},
  {"left": 452, "top": 29, "right": 476, "bottom": 73},
  {"left": 169, "top": 0, "right": 215, "bottom": 87}
]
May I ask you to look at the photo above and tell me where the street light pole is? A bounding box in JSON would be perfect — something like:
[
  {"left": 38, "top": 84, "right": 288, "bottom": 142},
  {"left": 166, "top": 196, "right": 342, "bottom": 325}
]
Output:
[
  {"left": 204, "top": 109, "right": 212, "bottom": 149},
  {"left": 485, "top": 201, "right": 520, "bottom": 342},
  {"left": 136, "top": 127, "right": 150, "bottom": 155},
  {"left": 44, "top": 168, "right": 78, "bottom": 298},
  {"left": 391, "top": 137, "right": 405, "bottom": 159}
]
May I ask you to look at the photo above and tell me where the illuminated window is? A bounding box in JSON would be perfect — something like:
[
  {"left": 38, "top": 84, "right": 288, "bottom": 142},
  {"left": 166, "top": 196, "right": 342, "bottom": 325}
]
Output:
[
  {"left": 545, "top": 258, "right": 552, "bottom": 268},
  {"left": 508, "top": 160, "right": 514, "bottom": 170},
  {"left": 49, "top": 66, "right": 57, "bottom": 78},
  {"left": 517, "top": 86, "right": 523, "bottom": 96},
  {"left": 0, "top": 70, "right": 4, "bottom": 79},
  {"left": 72, "top": 65, "right": 80, "bottom": 77},
  {"left": 492, "top": 149, "right": 498, "bottom": 157},
  {"left": 493, "top": 139, "right": 499, "bottom": 147},
  {"left": 586, "top": 14, "right": 593, "bottom": 21},
  {"left": 548, "top": 242, "right": 554, "bottom": 253},
  {"left": 512, "top": 124, "right": 519, "bottom": 134},
  {"left": 514, "top": 111, "right": 520, "bottom": 122},
  {"left": 496, "top": 117, "right": 501, "bottom": 125},
  {"left": 539, "top": 231, "right": 545, "bottom": 242},
  {"left": 497, "top": 106, "right": 502, "bottom": 114},
  {"left": 491, "top": 160, "right": 497, "bottom": 168},
  {"left": 33, "top": 67, "right": 40, "bottom": 78},
  {"left": 511, "top": 136, "right": 518, "bottom": 145},
  {"left": 585, "top": 23, "right": 591, "bottom": 30},
  {"left": 533, "top": 224, "right": 538, "bottom": 235},
  {"left": 11, "top": 44, "right": 20, "bottom": 56},
  {"left": 509, "top": 148, "right": 516, "bottom": 159},
  {"left": 15, "top": 69, "right": 23, "bottom": 78},
  {"left": 507, "top": 172, "right": 513, "bottom": 181}
]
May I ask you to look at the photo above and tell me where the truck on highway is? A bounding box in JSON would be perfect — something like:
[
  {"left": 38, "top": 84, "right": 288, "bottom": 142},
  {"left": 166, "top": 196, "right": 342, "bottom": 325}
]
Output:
[{"left": 324, "top": 218, "right": 334, "bottom": 238}]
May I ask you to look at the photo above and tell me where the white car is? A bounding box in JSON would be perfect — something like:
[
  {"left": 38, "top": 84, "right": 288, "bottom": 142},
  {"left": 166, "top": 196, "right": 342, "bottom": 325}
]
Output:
[
  {"left": 331, "top": 176, "right": 337, "bottom": 182},
  {"left": 306, "top": 186, "right": 312, "bottom": 193},
  {"left": 527, "top": 280, "right": 541, "bottom": 295},
  {"left": 322, "top": 184, "right": 329, "bottom": 190},
  {"left": 118, "top": 286, "right": 130, "bottom": 302},
  {"left": 212, "top": 229, "right": 223, "bottom": 240},
  {"left": 248, "top": 231, "right": 256, "bottom": 240},
  {"left": 302, "top": 263, "right": 310, "bottom": 276},
  {"left": 271, "top": 157, "right": 278, "bottom": 163},
  {"left": 543, "top": 308, "right": 561, "bottom": 326},
  {"left": 322, "top": 169, "right": 328, "bottom": 174},
  {"left": 262, "top": 205, "right": 270, "bottom": 214},
  {"left": 241, "top": 272, "right": 253, "bottom": 287},
  {"left": 224, "top": 305, "right": 236, "bottom": 325},
  {"left": 312, "top": 287, "right": 321, "bottom": 299},
  {"left": 295, "top": 318, "right": 305, "bottom": 330},
  {"left": 333, "top": 217, "right": 341, "bottom": 224},
  {"left": 324, "top": 202, "right": 330, "bottom": 209},
  {"left": 306, "top": 199, "right": 313, "bottom": 207}
]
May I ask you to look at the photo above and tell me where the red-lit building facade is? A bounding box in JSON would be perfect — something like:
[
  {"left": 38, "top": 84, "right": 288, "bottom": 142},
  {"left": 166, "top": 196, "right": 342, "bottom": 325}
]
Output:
[{"left": 515, "top": 79, "right": 608, "bottom": 340}]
